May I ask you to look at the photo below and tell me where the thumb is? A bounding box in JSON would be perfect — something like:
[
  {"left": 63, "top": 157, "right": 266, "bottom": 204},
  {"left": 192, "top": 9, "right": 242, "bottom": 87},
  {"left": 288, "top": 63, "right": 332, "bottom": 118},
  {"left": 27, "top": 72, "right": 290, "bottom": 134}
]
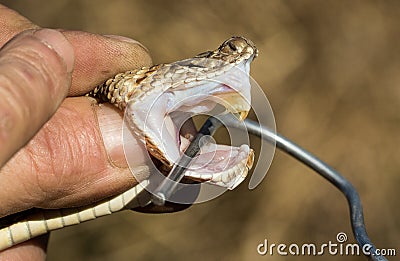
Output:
[{"left": 0, "top": 29, "right": 74, "bottom": 167}]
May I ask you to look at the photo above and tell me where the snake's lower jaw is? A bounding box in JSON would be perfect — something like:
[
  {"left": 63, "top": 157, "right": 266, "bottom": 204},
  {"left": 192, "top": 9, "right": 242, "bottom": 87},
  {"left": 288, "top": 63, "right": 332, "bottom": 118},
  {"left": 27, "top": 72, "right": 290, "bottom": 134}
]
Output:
[{"left": 183, "top": 144, "right": 254, "bottom": 190}]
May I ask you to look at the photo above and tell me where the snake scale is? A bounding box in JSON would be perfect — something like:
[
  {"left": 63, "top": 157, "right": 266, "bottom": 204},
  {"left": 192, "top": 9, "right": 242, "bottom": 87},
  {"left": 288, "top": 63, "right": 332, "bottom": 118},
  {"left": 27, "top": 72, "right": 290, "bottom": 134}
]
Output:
[{"left": 0, "top": 36, "right": 258, "bottom": 251}]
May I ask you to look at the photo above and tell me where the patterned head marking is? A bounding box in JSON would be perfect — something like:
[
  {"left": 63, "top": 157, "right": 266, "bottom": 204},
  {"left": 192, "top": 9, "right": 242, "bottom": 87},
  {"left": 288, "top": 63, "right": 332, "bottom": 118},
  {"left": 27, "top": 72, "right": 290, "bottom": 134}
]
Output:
[{"left": 195, "top": 36, "right": 258, "bottom": 64}]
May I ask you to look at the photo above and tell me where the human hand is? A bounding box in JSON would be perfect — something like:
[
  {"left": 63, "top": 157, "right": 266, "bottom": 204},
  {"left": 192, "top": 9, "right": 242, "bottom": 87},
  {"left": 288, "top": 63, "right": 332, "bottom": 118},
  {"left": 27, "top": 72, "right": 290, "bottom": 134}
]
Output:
[{"left": 0, "top": 4, "right": 153, "bottom": 260}]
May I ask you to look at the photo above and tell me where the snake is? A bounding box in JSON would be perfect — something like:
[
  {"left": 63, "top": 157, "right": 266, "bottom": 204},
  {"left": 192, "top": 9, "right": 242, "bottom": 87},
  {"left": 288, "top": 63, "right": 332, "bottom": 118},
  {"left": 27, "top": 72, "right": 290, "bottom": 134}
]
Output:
[{"left": 0, "top": 36, "right": 258, "bottom": 251}]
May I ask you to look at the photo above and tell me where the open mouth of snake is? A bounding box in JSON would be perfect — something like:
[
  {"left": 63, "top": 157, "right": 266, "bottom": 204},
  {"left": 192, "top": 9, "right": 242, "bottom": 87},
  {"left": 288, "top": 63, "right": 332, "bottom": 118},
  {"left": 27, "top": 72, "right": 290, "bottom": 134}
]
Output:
[
  {"left": 134, "top": 61, "right": 254, "bottom": 189},
  {"left": 153, "top": 94, "right": 253, "bottom": 189}
]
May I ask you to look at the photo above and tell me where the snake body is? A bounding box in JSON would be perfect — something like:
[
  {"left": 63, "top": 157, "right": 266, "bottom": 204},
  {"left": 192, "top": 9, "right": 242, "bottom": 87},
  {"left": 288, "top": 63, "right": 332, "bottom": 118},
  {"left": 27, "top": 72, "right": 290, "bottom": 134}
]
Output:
[{"left": 0, "top": 36, "right": 257, "bottom": 251}]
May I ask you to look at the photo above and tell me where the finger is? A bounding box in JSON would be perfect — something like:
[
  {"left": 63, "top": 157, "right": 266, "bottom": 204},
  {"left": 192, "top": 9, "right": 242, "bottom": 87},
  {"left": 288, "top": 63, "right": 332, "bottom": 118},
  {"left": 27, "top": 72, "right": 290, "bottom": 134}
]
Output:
[
  {"left": 0, "top": 234, "right": 48, "bottom": 260},
  {"left": 0, "top": 29, "right": 74, "bottom": 167},
  {"left": 63, "top": 31, "right": 152, "bottom": 95},
  {"left": 0, "top": 98, "right": 152, "bottom": 217},
  {"left": 0, "top": 5, "right": 152, "bottom": 96},
  {"left": 0, "top": 4, "right": 39, "bottom": 44}
]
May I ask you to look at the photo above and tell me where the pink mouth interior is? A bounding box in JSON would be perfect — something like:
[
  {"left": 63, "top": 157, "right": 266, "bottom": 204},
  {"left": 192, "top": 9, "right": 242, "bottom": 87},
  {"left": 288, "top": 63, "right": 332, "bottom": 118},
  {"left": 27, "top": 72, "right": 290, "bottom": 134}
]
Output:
[{"left": 175, "top": 118, "right": 249, "bottom": 177}]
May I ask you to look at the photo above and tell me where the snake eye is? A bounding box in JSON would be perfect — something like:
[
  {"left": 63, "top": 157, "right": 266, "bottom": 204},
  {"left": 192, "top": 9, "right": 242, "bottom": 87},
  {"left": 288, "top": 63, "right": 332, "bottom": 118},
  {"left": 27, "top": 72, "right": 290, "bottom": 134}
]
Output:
[{"left": 228, "top": 41, "right": 238, "bottom": 51}]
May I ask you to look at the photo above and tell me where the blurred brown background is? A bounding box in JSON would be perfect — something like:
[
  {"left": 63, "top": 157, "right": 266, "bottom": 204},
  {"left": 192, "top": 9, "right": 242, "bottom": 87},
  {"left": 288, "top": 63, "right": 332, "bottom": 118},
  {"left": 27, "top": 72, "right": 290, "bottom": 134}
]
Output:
[{"left": 2, "top": 0, "right": 399, "bottom": 260}]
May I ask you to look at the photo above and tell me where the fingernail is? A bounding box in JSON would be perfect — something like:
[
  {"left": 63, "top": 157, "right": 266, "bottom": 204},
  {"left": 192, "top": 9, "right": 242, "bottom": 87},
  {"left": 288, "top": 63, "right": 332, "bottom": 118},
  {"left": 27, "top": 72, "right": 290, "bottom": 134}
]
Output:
[
  {"left": 104, "top": 34, "right": 150, "bottom": 52},
  {"left": 34, "top": 29, "right": 74, "bottom": 73},
  {"left": 96, "top": 104, "right": 149, "bottom": 168}
]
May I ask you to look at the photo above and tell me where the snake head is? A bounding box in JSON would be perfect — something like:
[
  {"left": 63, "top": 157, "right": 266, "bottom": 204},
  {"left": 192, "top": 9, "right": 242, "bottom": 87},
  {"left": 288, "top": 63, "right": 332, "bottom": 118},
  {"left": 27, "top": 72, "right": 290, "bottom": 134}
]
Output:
[{"left": 125, "top": 37, "right": 257, "bottom": 190}]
